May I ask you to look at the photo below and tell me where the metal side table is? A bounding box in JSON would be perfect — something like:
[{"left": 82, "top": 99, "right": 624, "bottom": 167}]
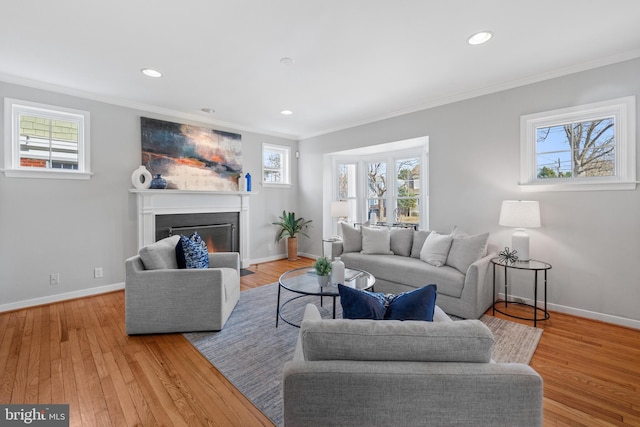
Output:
[{"left": 492, "top": 258, "right": 552, "bottom": 327}]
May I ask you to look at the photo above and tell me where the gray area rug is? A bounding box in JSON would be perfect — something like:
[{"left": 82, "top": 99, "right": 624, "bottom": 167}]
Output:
[{"left": 184, "top": 283, "right": 543, "bottom": 426}]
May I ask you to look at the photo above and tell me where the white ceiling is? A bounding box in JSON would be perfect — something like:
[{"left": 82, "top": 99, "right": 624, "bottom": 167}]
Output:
[{"left": 1, "top": 1, "right": 639, "bottom": 140}]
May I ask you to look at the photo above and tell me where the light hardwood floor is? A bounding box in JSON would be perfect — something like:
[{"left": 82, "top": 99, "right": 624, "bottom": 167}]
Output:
[{"left": 1, "top": 257, "right": 639, "bottom": 426}]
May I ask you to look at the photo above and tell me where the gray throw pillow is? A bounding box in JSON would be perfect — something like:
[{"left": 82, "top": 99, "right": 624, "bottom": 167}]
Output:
[
  {"left": 390, "top": 228, "right": 414, "bottom": 257},
  {"left": 411, "top": 230, "right": 432, "bottom": 258},
  {"left": 340, "top": 223, "right": 362, "bottom": 253},
  {"left": 138, "top": 235, "right": 180, "bottom": 270},
  {"left": 446, "top": 230, "right": 489, "bottom": 273},
  {"left": 361, "top": 227, "right": 393, "bottom": 255},
  {"left": 419, "top": 232, "right": 453, "bottom": 267}
]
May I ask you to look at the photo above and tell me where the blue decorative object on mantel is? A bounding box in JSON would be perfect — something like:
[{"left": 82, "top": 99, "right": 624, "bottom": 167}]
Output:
[
  {"left": 245, "top": 172, "right": 252, "bottom": 192},
  {"left": 150, "top": 174, "right": 167, "bottom": 189}
]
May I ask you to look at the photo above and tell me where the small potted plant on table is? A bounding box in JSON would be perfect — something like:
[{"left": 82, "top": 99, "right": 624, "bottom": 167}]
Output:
[
  {"left": 273, "top": 210, "right": 312, "bottom": 261},
  {"left": 312, "top": 257, "right": 332, "bottom": 287}
]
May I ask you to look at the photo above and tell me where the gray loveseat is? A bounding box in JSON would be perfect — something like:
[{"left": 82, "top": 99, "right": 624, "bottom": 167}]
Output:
[
  {"left": 283, "top": 304, "right": 543, "bottom": 427},
  {"left": 332, "top": 224, "right": 496, "bottom": 319}
]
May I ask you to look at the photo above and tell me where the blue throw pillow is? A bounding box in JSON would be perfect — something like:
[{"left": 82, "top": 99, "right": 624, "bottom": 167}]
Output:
[
  {"left": 338, "top": 285, "right": 387, "bottom": 319},
  {"left": 176, "top": 232, "right": 209, "bottom": 269},
  {"left": 338, "top": 284, "right": 437, "bottom": 321}
]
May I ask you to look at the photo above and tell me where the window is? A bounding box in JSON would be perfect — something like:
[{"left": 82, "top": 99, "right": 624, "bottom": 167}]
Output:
[
  {"left": 520, "top": 97, "right": 636, "bottom": 191},
  {"left": 395, "top": 158, "right": 420, "bottom": 225},
  {"left": 337, "top": 162, "right": 357, "bottom": 222},
  {"left": 367, "top": 161, "right": 388, "bottom": 223},
  {"left": 262, "top": 143, "right": 291, "bottom": 186},
  {"left": 3, "top": 98, "right": 91, "bottom": 179},
  {"left": 334, "top": 152, "right": 424, "bottom": 227}
]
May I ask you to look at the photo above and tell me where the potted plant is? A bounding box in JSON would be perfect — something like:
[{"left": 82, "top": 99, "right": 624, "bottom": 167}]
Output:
[
  {"left": 312, "top": 257, "right": 332, "bottom": 286},
  {"left": 273, "top": 210, "right": 312, "bottom": 261}
]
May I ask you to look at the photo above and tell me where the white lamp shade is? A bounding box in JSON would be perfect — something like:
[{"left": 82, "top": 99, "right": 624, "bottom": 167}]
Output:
[
  {"left": 331, "top": 201, "right": 350, "bottom": 218},
  {"left": 499, "top": 201, "right": 541, "bottom": 228}
]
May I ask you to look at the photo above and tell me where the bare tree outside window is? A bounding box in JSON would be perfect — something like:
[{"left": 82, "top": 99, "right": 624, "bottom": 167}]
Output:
[
  {"left": 536, "top": 118, "right": 615, "bottom": 179},
  {"left": 367, "top": 162, "right": 386, "bottom": 222},
  {"left": 264, "top": 152, "right": 281, "bottom": 182}
]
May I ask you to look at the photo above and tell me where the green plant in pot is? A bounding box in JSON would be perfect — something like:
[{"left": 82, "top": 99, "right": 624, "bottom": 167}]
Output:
[
  {"left": 273, "top": 210, "right": 312, "bottom": 261},
  {"left": 312, "top": 257, "right": 332, "bottom": 286}
]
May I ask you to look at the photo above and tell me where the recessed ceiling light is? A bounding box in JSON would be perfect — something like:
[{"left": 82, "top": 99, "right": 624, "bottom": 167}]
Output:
[
  {"left": 201, "top": 108, "right": 215, "bottom": 114},
  {"left": 280, "top": 110, "right": 293, "bottom": 115},
  {"left": 280, "top": 57, "right": 295, "bottom": 66},
  {"left": 467, "top": 31, "right": 494, "bottom": 45},
  {"left": 141, "top": 68, "right": 162, "bottom": 78}
]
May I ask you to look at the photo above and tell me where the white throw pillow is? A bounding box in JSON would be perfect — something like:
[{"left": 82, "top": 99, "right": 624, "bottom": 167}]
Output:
[
  {"left": 419, "top": 232, "right": 453, "bottom": 267},
  {"left": 361, "top": 227, "right": 393, "bottom": 255}
]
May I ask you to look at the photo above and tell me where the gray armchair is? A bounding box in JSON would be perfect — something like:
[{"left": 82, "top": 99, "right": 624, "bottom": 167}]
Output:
[{"left": 125, "top": 238, "right": 240, "bottom": 334}]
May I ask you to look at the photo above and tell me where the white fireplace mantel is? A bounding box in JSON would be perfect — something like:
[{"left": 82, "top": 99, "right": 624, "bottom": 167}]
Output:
[{"left": 130, "top": 189, "right": 251, "bottom": 268}]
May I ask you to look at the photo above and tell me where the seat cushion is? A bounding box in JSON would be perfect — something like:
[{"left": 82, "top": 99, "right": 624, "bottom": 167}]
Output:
[
  {"left": 340, "top": 253, "right": 465, "bottom": 298},
  {"left": 138, "top": 235, "right": 180, "bottom": 270}
]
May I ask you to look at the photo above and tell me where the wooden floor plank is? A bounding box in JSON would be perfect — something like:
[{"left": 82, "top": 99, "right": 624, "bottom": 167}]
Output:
[{"left": 1, "top": 256, "right": 639, "bottom": 426}]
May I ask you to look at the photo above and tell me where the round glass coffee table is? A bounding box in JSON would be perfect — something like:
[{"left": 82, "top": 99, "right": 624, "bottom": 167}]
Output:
[{"left": 276, "top": 267, "right": 375, "bottom": 328}]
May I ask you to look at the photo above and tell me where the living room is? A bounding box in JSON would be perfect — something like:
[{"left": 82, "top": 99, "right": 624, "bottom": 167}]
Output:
[{"left": 1, "top": 1, "right": 639, "bottom": 426}]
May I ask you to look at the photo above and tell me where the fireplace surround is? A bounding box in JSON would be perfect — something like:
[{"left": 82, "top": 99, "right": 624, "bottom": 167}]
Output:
[{"left": 131, "top": 189, "right": 250, "bottom": 267}]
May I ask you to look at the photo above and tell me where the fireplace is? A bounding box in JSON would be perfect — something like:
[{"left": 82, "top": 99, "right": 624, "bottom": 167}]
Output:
[
  {"left": 155, "top": 212, "right": 239, "bottom": 253},
  {"left": 131, "top": 189, "right": 251, "bottom": 267}
]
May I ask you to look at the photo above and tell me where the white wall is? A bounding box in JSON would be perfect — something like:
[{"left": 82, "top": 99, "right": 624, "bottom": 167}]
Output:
[
  {"left": 298, "top": 58, "right": 640, "bottom": 328},
  {"left": 0, "top": 81, "right": 297, "bottom": 311}
]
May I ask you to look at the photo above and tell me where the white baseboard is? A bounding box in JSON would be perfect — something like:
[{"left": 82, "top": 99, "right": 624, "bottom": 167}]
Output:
[
  {"left": 497, "top": 292, "right": 640, "bottom": 330},
  {"left": 0, "top": 282, "right": 125, "bottom": 313},
  {"left": 248, "top": 254, "right": 287, "bottom": 266},
  {"left": 248, "top": 252, "right": 319, "bottom": 267}
]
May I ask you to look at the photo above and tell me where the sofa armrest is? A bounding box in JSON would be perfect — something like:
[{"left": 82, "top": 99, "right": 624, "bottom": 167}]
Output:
[
  {"left": 459, "top": 251, "right": 496, "bottom": 318},
  {"left": 331, "top": 241, "right": 344, "bottom": 258},
  {"left": 208, "top": 252, "right": 240, "bottom": 271}
]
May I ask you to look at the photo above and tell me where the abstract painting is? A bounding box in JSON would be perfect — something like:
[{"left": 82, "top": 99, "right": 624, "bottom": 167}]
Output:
[{"left": 141, "top": 117, "right": 242, "bottom": 191}]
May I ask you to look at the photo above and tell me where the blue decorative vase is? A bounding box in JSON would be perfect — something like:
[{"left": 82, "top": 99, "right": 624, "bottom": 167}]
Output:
[
  {"left": 245, "top": 172, "right": 252, "bottom": 192},
  {"left": 150, "top": 174, "right": 167, "bottom": 189}
]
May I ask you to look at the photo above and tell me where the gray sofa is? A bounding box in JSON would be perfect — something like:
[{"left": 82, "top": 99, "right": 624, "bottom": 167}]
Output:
[
  {"left": 332, "top": 225, "right": 496, "bottom": 319},
  {"left": 283, "top": 304, "right": 543, "bottom": 427},
  {"left": 125, "top": 235, "right": 240, "bottom": 334}
]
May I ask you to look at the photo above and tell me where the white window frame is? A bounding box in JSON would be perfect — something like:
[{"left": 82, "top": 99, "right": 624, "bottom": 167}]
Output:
[
  {"left": 520, "top": 96, "right": 636, "bottom": 192},
  {"left": 262, "top": 143, "right": 291, "bottom": 187},
  {"left": 3, "top": 98, "right": 91, "bottom": 180}
]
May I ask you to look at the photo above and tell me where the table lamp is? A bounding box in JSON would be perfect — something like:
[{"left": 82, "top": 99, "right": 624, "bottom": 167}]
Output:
[
  {"left": 331, "top": 201, "right": 350, "bottom": 222},
  {"left": 498, "top": 200, "right": 541, "bottom": 262}
]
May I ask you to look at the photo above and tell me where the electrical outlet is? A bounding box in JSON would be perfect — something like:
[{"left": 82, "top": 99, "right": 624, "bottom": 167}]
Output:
[
  {"left": 94, "top": 267, "right": 103, "bottom": 278},
  {"left": 49, "top": 273, "right": 60, "bottom": 285}
]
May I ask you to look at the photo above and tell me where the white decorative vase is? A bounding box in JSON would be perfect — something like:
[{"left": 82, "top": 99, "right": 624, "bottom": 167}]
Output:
[
  {"left": 370, "top": 212, "right": 378, "bottom": 225},
  {"left": 331, "top": 257, "right": 345, "bottom": 285},
  {"left": 131, "top": 165, "right": 152, "bottom": 189}
]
